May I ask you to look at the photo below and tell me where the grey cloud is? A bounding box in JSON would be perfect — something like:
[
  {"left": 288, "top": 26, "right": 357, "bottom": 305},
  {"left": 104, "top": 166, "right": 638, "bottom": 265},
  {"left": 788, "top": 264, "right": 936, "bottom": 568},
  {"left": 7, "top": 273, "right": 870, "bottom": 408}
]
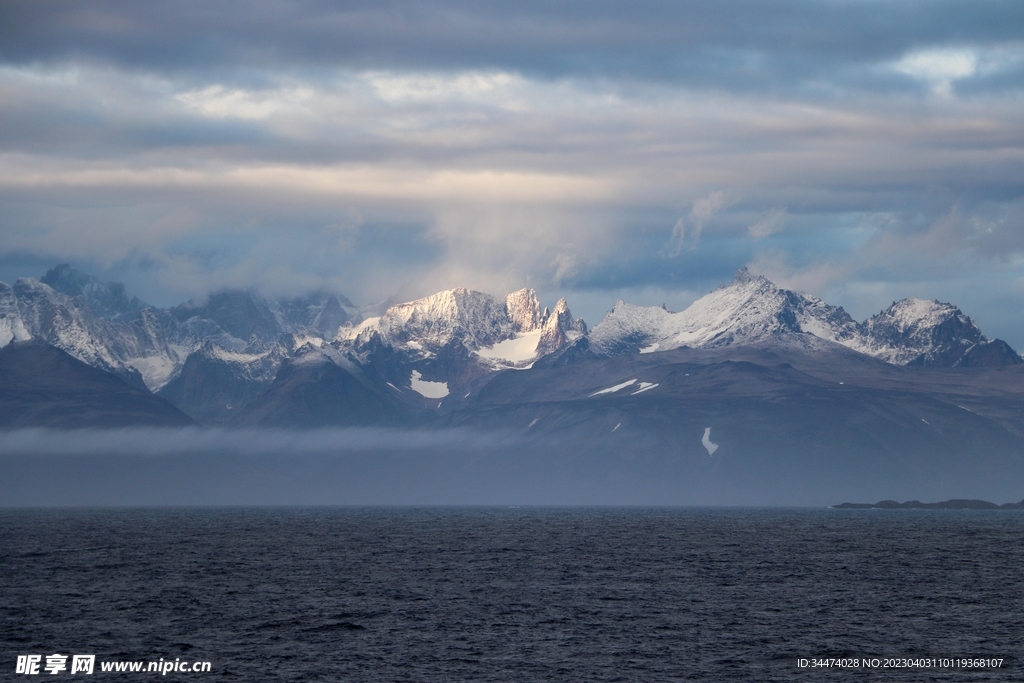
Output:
[{"left": 2, "top": 1, "right": 1023, "bottom": 92}]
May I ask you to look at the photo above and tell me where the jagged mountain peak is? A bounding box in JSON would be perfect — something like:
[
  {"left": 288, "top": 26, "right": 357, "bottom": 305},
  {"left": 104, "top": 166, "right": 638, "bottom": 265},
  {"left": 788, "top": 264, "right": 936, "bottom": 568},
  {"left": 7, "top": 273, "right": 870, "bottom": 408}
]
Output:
[
  {"left": 370, "top": 287, "right": 588, "bottom": 353},
  {"left": 505, "top": 288, "right": 543, "bottom": 332},
  {"left": 859, "top": 297, "right": 992, "bottom": 366},
  {"left": 536, "top": 297, "right": 587, "bottom": 357},
  {"left": 274, "top": 290, "right": 354, "bottom": 339},
  {"left": 870, "top": 298, "right": 964, "bottom": 333},
  {"left": 729, "top": 266, "right": 766, "bottom": 286},
  {"left": 590, "top": 270, "right": 1018, "bottom": 368},
  {"left": 1, "top": 267, "right": 368, "bottom": 397},
  {"left": 333, "top": 286, "right": 590, "bottom": 403},
  {"left": 377, "top": 288, "right": 514, "bottom": 350},
  {"left": 4, "top": 276, "right": 165, "bottom": 390},
  {"left": 40, "top": 264, "right": 147, "bottom": 322},
  {"left": 590, "top": 269, "right": 834, "bottom": 355}
]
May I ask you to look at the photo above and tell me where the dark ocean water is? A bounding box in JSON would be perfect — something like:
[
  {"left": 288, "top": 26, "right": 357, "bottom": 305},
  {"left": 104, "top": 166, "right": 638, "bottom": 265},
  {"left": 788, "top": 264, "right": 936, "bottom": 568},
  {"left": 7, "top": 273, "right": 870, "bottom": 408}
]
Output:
[{"left": 1, "top": 508, "right": 1022, "bottom": 682}]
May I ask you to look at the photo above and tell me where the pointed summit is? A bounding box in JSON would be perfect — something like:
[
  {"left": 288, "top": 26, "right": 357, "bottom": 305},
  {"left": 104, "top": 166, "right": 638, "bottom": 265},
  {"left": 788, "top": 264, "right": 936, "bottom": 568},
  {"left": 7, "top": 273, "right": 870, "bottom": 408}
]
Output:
[
  {"left": 728, "top": 266, "right": 773, "bottom": 289},
  {"left": 732, "top": 266, "right": 754, "bottom": 284},
  {"left": 590, "top": 269, "right": 859, "bottom": 354},
  {"left": 536, "top": 298, "right": 587, "bottom": 356},
  {"left": 376, "top": 288, "right": 514, "bottom": 350},
  {"left": 861, "top": 298, "right": 1020, "bottom": 366},
  {"left": 41, "top": 264, "right": 147, "bottom": 321},
  {"left": 505, "top": 288, "right": 543, "bottom": 333}
]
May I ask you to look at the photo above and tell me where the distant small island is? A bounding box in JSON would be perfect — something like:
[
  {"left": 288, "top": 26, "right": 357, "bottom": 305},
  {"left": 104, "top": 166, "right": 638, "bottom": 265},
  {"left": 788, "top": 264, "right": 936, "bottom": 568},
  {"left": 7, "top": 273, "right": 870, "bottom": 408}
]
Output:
[{"left": 834, "top": 499, "right": 1024, "bottom": 509}]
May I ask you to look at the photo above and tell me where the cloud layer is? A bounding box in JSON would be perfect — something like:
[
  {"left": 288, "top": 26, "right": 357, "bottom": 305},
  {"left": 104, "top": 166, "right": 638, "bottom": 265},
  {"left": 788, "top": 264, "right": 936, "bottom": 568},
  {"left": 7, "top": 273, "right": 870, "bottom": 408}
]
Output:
[{"left": 1, "top": 1, "right": 1023, "bottom": 342}]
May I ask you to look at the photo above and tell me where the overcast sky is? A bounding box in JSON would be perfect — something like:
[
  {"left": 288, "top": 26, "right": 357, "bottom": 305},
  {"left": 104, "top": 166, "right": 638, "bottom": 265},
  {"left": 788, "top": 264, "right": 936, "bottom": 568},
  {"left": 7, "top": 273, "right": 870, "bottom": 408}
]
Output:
[{"left": 1, "top": 1, "right": 1023, "bottom": 342}]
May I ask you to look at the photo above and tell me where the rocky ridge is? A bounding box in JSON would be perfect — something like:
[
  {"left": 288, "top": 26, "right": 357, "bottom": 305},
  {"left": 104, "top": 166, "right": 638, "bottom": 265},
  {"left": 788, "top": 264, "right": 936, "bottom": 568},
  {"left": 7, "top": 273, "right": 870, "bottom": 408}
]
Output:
[
  {"left": 0, "top": 264, "right": 1019, "bottom": 427},
  {"left": 588, "top": 268, "right": 1020, "bottom": 368}
]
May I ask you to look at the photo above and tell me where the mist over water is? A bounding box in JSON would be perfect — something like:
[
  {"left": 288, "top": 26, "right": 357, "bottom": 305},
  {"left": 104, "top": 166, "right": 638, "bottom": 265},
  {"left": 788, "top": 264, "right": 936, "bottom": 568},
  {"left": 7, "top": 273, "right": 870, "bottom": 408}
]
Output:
[
  {"left": 2, "top": 426, "right": 1023, "bottom": 507},
  {"left": 0, "top": 427, "right": 537, "bottom": 507},
  {"left": 0, "top": 426, "right": 515, "bottom": 457}
]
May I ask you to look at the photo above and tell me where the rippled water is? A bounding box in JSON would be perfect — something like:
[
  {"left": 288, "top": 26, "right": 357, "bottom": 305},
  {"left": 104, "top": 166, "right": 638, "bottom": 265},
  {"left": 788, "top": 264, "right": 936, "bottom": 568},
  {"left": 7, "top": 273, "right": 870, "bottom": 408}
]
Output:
[{"left": 2, "top": 508, "right": 1022, "bottom": 681}]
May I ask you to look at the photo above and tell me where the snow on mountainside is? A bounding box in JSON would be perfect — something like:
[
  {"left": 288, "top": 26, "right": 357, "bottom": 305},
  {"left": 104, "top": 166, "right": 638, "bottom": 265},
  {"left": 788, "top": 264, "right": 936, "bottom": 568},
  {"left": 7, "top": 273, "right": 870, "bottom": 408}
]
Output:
[
  {"left": 0, "top": 266, "right": 361, "bottom": 395},
  {"left": 4, "top": 261, "right": 1020, "bottom": 429},
  {"left": 170, "top": 290, "right": 284, "bottom": 349},
  {"left": 330, "top": 287, "right": 588, "bottom": 409},
  {"left": 9, "top": 278, "right": 178, "bottom": 390},
  {"left": 536, "top": 298, "right": 587, "bottom": 358},
  {"left": 155, "top": 289, "right": 358, "bottom": 399},
  {"left": 505, "top": 288, "right": 544, "bottom": 332},
  {"left": 275, "top": 291, "right": 355, "bottom": 340},
  {"left": 861, "top": 298, "right": 973, "bottom": 365},
  {"left": 156, "top": 338, "right": 289, "bottom": 424},
  {"left": 859, "top": 298, "right": 1018, "bottom": 367},
  {"left": 0, "top": 282, "right": 31, "bottom": 347},
  {"left": 339, "top": 287, "right": 586, "bottom": 369},
  {"left": 589, "top": 268, "right": 1019, "bottom": 367},
  {"left": 41, "top": 264, "right": 146, "bottom": 322},
  {"left": 375, "top": 288, "right": 515, "bottom": 351},
  {"left": 590, "top": 268, "right": 859, "bottom": 355},
  {"left": 169, "top": 288, "right": 358, "bottom": 352}
]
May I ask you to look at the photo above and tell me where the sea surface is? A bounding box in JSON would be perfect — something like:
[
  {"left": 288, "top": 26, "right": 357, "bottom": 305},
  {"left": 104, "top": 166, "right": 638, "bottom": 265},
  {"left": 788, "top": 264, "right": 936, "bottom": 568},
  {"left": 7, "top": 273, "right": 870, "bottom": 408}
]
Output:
[{"left": 1, "top": 508, "right": 1022, "bottom": 681}]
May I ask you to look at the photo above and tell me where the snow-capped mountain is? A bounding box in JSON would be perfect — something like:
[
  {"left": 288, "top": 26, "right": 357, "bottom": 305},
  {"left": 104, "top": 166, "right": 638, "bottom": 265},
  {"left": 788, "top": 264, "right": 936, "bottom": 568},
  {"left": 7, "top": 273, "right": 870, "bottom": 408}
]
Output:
[
  {"left": 588, "top": 268, "right": 1019, "bottom": 367},
  {"left": 168, "top": 289, "right": 355, "bottom": 350},
  {"left": 156, "top": 339, "right": 289, "bottom": 424},
  {"left": 0, "top": 266, "right": 361, "bottom": 396},
  {"left": 8, "top": 277, "right": 178, "bottom": 390},
  {"left": 275, "top": 290, "right": 354, "bottom": 340},
  {"left": 0, "top": 265, "right": 589, "bottom": 422},
  {"left": 336, "top": 287, "right": 587, "bottom": 405},
  {"left": 10, "top": 265, "right": 1024, "bottom": 504},
  {"left": 40, "top": 263, "right": 147, "bottom": 322},
  {"left": 350, "top": 288, "right": 517, "bottom": 352},
  {"left": 343, "top": 288, "right": 584, "bottom": 360},
  {"left": 589, "top": 268, "right": 860, "bottom": 355},
  {"left": 3, "top": 262, "right": 1020, "bottom": 429},
  {"left": 222, "top": 287, "right": 589, "bottom": 425},
  {"left": 536, "top": 298, "right": 588, "bottom": 357},
  {"left": 858, "top": 298, "right": 1018, "bottom": 367}
]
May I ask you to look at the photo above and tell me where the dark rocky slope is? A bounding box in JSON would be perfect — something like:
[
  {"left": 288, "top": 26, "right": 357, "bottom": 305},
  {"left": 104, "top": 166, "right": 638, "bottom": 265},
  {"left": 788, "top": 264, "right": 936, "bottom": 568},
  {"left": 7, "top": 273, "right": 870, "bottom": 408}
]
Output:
[{"left": 0, "top": 342, "right": 194, "bottom": 428}]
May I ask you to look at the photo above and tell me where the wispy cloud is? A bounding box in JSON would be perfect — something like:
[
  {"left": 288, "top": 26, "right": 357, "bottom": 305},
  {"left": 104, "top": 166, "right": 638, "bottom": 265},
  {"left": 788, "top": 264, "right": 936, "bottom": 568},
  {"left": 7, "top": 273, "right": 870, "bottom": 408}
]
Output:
[
  {"left": 747, "top": 208, "right": 787, "bottom": 239},
  {"left": 671, "top": 191, "right": 730, "bottom": 254}
]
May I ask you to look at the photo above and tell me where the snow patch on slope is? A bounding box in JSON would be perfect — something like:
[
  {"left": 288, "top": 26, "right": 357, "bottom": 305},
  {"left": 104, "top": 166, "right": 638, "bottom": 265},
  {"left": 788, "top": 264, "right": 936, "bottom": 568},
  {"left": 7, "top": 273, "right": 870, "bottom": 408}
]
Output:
[
  {"left": 702, "top": 428, "right": 719, "bottom": 456},
  {"left": 704, "top": 430, "right": 720, "bottom": 456},
  {"left": 631, "top": 382, "right": 658, "bottom": 395},
  {"left": 410, "top": 370, "right": 449, "bottom": 398},
  {"left": 126, "top": 355, "right": 180, "bottom": 391},
  {"left": 591, "top": 379, "right": 637, "bottom": 396},
  {"left": 477, "top": 329, "right": 543, "bottom": 364}
]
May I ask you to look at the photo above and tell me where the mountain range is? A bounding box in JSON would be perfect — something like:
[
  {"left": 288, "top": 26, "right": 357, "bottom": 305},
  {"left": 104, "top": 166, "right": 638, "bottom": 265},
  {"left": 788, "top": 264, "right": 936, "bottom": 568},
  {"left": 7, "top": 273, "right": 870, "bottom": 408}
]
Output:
[
  {"left": 2, "top": 264, "right": 1021, "bottom": 426},
  {"left": 3, "top": 264, "right": 1024, "bottom": 503}
]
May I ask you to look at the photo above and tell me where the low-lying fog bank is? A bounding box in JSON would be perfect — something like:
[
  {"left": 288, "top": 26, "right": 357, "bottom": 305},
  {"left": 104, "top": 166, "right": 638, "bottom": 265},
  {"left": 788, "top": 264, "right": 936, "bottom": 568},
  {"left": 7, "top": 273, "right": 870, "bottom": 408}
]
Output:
[{"left": 3, "top": 427, "right": 1023, "bottom": 508}]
